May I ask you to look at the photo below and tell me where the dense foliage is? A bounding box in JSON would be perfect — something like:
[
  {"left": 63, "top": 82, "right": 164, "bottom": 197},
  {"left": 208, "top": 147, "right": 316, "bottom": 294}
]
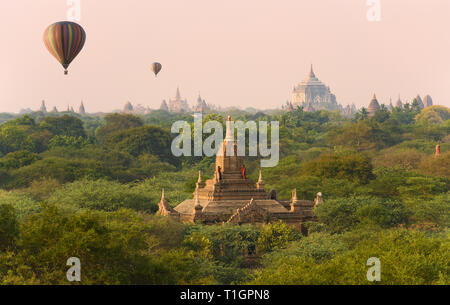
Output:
[{"left": 0, "top": 105, "right": 448, "bottom": 285}]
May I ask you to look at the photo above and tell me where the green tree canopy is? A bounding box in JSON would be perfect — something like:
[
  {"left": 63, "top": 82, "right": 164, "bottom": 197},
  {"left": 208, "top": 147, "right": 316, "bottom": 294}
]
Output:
[{"left": 40, "top": 115, "right": 86, "bottom": 138}]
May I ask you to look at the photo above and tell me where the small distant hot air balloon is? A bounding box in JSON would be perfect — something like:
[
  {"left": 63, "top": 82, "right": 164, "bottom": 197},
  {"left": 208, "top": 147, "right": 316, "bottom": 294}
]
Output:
[
  {"left": 151, "top": 62, "right": 162, "bottom": 77},
  {"left": 43, "top": 21, "right": 86, "bottom": 75}
]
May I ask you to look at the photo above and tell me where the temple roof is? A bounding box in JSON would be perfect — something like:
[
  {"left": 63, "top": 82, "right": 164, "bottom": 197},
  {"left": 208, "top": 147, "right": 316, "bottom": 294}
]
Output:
[
  {"left": 309, "top": 64, "right": 316, "bottom": 79},
  {"left": 294, "top": 64, "right": 328, "bottom": 91}
]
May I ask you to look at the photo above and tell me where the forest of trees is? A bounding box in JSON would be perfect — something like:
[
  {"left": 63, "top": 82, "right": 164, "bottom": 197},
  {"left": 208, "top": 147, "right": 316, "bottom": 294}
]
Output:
[{"left": 0, "top": 105, "right": 448, "bottom": 285}]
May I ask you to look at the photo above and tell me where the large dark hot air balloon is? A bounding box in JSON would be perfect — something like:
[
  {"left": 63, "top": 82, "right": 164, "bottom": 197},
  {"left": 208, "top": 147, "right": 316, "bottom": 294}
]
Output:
[
  {"left": 43, "top": 21, "right": 86, "bottom": 75},
  {"left": 151, "top": 62, "right": 162, "bottom": 77}
]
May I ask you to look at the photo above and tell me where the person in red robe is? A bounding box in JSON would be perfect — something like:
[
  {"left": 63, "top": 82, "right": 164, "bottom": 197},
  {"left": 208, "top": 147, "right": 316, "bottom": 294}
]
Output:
[
  {"left": 241, "top": 165, "right": 246, "bottom": 179},
  {"left": 217, "top": 166, "right": 222, "bottom": 180}
]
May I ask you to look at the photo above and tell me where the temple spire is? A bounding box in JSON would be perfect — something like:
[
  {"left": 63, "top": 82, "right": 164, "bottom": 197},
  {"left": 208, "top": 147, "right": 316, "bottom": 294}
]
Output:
[
  {"left": 79, "top": 101, "right": 86, "bottom": 114},
  {"left": 292, "top": 189, "right": 298, "bottom": 201},
  {"left": 40, "top": 100, "right": 47, "bottom": 113},
  {"left": 225, "top": 116, "right": 233, "bottom": 141},
  {"left": 257, "top": 169, "right": 265, "bottom": 190},
  {"left": 158, "top": 188, "right": 177, "bottom": 216},
  {"left": 194, "top": 188, "right": 202, "bottom": 210},
  {"left": 309, "top": 64, "right": 315, "bottom": 78},
  {"left": 196, "top": 170, "right": 205, "bottom": 189},
  {"left": 314, "top": 192, "right": 323, "bottom": 207},
  {"left": 176, "top": 87, "right": 181, "bottom": 100},
  {"left": 290, "top": 189, "right": 300, "bottom": 212}
]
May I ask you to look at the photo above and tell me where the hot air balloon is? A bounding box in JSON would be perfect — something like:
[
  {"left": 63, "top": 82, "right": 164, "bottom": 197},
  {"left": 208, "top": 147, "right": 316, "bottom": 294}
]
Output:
[
  {"left": 43, "top": 21, "right": 86, "bottom": 75},
  {"left": 151, "top": 62, "right": 162, "bottom": 77}
]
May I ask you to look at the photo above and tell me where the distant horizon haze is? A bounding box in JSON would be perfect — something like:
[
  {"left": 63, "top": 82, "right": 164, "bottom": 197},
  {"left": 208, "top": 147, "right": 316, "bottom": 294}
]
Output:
[{"left": 0, "top": 0, "right": 449, "bottom": 113}]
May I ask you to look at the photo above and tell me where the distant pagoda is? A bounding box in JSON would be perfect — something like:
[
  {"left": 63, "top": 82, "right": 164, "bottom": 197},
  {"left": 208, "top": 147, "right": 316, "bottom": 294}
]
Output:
[
  {"left": 193, "top": 94, "right": 210, "bottom": 113},
  {"left": 40, "top": 100, "right": 47, "bottom": 113},
  {"left": 368, "top": 94, "right": 380, "bottom": 116},
  {"left": 123, "top": 101, "right": 133, "bottom": 113},
  {"left": 78, "top": 101, "right": 86, "bottom": 115},
  {"left": 160, "top": 100, "right": 169, "bottom": 111},
  {"left": 167, "top": 87, "right": 190, "bottom": 113},
  {"left": 291, "top": 65, "right": 339, "bottom": 112},
  {"left": 423, "top": 95, "right": 433, "bottom": 107}
]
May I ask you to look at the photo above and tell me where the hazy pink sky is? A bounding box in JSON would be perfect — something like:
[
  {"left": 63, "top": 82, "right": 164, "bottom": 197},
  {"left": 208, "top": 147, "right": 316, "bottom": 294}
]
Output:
[{"left": 0, "top": 0, "right": 449, "bottom": 113}]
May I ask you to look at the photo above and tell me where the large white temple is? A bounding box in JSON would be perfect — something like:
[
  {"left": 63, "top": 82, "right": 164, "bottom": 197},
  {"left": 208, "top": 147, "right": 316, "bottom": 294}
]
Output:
[{"left": 291, "top": 65, "right": 340, "bottom": 112}]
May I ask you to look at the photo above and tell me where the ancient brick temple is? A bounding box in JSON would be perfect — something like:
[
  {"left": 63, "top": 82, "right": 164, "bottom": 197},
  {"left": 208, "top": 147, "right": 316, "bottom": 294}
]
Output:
[{"left": 158, "top": 116, "right": 320, "bottom": 226}]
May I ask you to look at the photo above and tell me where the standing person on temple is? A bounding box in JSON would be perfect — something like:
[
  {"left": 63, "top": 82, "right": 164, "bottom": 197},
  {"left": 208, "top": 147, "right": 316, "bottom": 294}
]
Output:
[
  {"left": 217, "top": 166, "right": 222, "bottom": 181},
  {"left": 241, "top": 165, "right": 246, "bottom": 179}
]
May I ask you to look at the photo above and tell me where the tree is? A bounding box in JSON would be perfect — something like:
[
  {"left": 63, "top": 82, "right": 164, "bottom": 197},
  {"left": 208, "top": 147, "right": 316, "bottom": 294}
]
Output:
[
  {"left": 329, "top": 121, "right": 394, "bottom": 151},
  {"left": 314, "top": 196, "right": 409, "bottom": 233},
  {"left": 355, "top": 108, "right": 369, "bottom": 121},
  {"left": 0, "top": 204, "right": 18, "bottom": 251},
  {"left": 47, "top": 178, "right": 157, "bottom": 213},
  {"left": 0, "top": 151, "right": 41, "bottom": 170},
  {"left": 40, "top": 115, "right": 86, "bottom": 138},
  {"left": 409, "top": 192, "right": 450, "bottom": 227},
  {"left": 372, "top": 106, "right": 390, "bottom": 123},
  {"left": 0, "top": 191, "right": 40, "bottom": 221},
  {"left": 6, "top": 157, "right": 111, "bottom": 188},
  {"left": 104, "top": 125, "right": 179, "bottom": 167},
  {"left": 415, "top": 106, "right": 450, "bottom": 125},
  {"left": 0, "top": 206, "right": 211, "bottom": 284},
  {"left": 372, "top": 149, "right": 425, "bottom": 171},
  {"left": 249, "top": 229, "right": 449, "bottom": 285},
  {"left": 95, "top": 113, "right": 143, "bottom": 143},
  {"left": 49, "top": 135, "right": 90, "bottom": 150},
  {"left": 0, "top": 125, "right": 36, "bottom": 153},
  {"left": 418, "top": 151, "right": 450, "bottom": 178},
  {"left": 301, "top": 153, "right": 375, "bottom": 184}
]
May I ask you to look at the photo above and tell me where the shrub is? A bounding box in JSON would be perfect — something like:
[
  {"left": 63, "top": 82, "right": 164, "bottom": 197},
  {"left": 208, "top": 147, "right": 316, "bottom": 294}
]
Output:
[
  {"left": 186, "top": 224, "right": 260, "bottom": 264},
  {"left": 257, "top": 221, "right": 302, "bottom": 253}
]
